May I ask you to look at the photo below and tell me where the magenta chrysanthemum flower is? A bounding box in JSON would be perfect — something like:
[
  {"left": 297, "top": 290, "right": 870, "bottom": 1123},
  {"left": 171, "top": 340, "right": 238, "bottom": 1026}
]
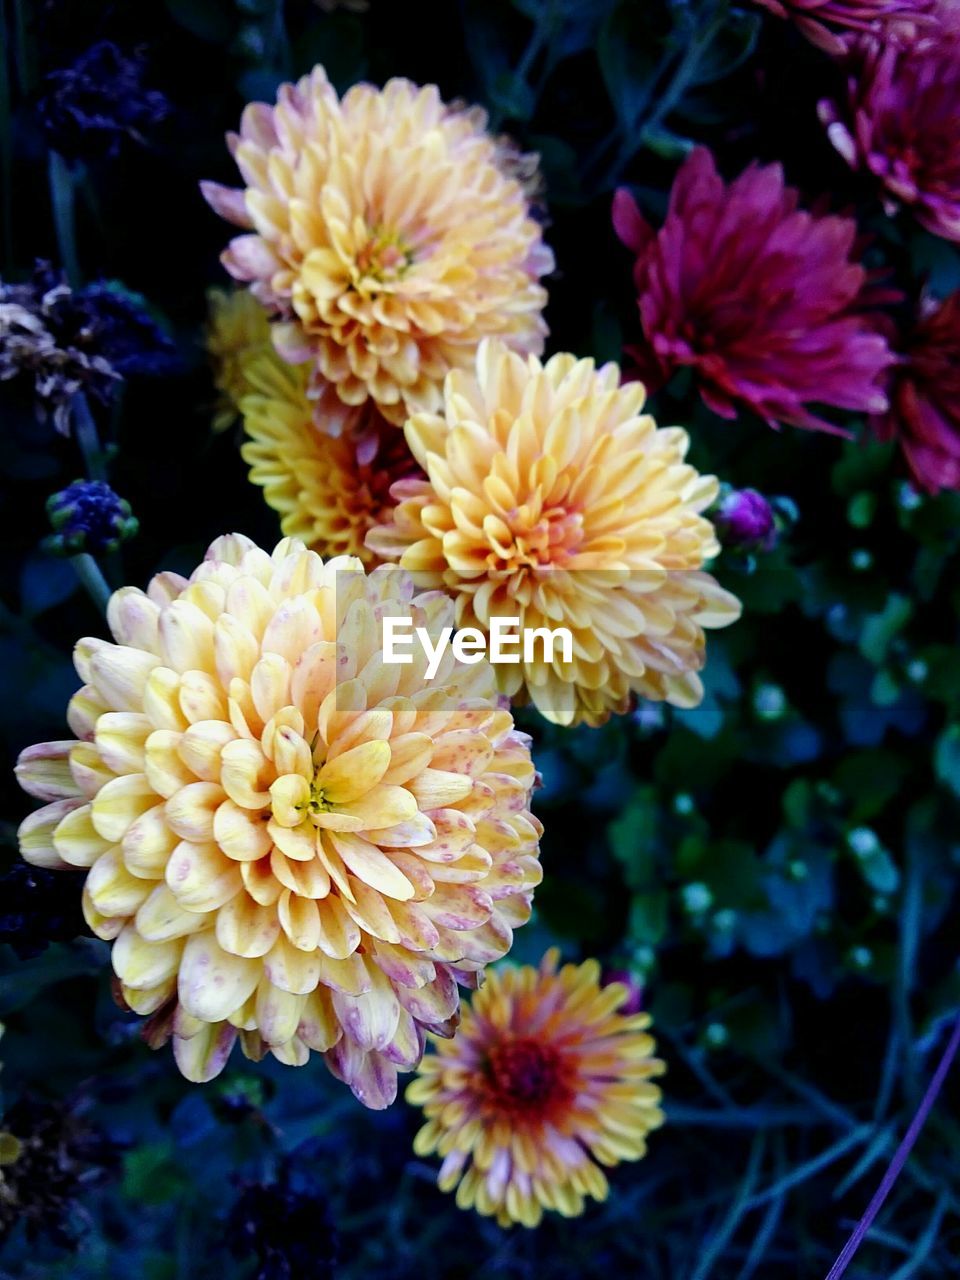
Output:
[
  {"left": 819, "top": 28, "right": 960, "bottom": 243},
  {"left": 613, "top": 148, "right": 894, "bottom": 434},
  {"left": 752, "top": 0, "right": 932, "bottom": 56},
  {"left": 874, "top": 291, "right": 960, "bottom": 493}
]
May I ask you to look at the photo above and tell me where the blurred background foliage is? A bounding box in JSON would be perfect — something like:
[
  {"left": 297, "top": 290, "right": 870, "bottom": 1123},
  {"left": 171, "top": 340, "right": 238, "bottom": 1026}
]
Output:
[{"left": 1, "top": 0, "right": 960, "bottom": 1276}]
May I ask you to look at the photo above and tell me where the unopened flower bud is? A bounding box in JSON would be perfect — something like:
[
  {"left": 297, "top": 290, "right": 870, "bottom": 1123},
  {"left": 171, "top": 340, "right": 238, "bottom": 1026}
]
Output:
[
  {"left": 44, "top": 480, "right": 138, "bottom": 557},
  {"left": 714, "top": 488, "right": 777, "bottom": 553}
]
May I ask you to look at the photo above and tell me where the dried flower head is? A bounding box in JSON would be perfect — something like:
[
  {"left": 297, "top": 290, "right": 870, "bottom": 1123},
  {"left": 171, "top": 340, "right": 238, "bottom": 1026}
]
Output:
[
  {"left": 0, "top": 265, "right": 174, "bottom": 433},
  {"left": 38, "top": 41, "right": 169, "bottom": 163},
  {"left": 0, "top": 266, "right": 117, "bottom": 433},
  {"left": 0, "top": 862, "right": 88, "bottom": 959},
  {"left": 0, "top": 1094, "right": 118, "bottom": 1247},
  {"left": 75, "top": 282, "right": 178, "bottom": 378},
  {"left": 227, "top": 1166, "right": 338, "bottom": 1280}
]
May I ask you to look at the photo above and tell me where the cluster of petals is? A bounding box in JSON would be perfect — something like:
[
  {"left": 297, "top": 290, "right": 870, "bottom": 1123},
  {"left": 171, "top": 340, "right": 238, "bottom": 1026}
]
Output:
[
  {"left": 874, "top": 290, "right": 960, "bottom": 493},
  {"left": 407, "top": 949, "right": 666, "bottom": 1228},
  {"left": 15, "top": 536, "right": 542, "bottom": 1106},
  {"left": 819, "top": 24, "right": 960, "bottom": 244},
  {"left": 205, "top": 287, "right": 274, "bottom": 432},
  {"left": 240, "top": 352, "right": 417, "bottom": 565},
  {"left": 752, "top": 0, "right": 934, "bottom": 56},
  {"left": 613, "top": 147, "right": 894, "bottom": 434},
  {"left": 202, "top": 68, "right": 553, "bottom": 434},
  {"left": 368, "top": 338, "right": 740, "bottom": 727}
]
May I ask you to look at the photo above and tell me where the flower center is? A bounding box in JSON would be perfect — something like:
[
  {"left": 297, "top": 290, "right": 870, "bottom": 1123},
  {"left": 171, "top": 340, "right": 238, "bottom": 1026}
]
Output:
[
  {"left": 355, "top": 227, "right": 413, "bottom": 284},
  {"left": 483, "top": 1036, "right": 568, "bottom": 1111},
  {"left": 491, "top": 506, "right": 584, "bottom": 572},
  {"left": 306, "top": 770, "right": 332, "bottom": 816}
]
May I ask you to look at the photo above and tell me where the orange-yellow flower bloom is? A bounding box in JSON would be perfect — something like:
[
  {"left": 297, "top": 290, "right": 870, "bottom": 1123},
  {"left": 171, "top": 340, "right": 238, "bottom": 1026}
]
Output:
[
  {"left": 205, "top": 288, "right": 273, "bottom": 432},
  {"left": 367, "top": 339, "right": 741, "bottom": 727},
  {"left": 240, "top": 355, "right": 416, "bottom": 565},
  {"left": 407, "top": 949, "right": 666, "bottom": 1227},
  {"left": 201, "top": 69, "right": 553, "bottom": 433},
  {"left": 14, "top": 536, "right": 542, "bottom": 1105}
]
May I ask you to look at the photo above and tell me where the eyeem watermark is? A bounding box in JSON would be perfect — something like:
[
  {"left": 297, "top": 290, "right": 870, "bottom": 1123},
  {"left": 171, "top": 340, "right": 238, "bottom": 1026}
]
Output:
[{"left": 383, "top": 616, "right": 572, "bottom": 679}]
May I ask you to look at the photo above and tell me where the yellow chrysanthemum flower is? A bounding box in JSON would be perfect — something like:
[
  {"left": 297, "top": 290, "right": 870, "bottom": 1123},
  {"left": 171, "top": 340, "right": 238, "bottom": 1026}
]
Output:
[
  {"left": 407, "top": 949, "right": 666, "bottom": 1228},
  {"left": 367, "top": 339, "right": 742, "bottom": 727},
  {"left": 201, "top": 68, "right": 553, "bottom": 433},
  {"left": 205, "top": 288, "right": 273, "bottom": 432},
  {"left": 14, "top": 536, "right": 542, "bottom": 1106},
  {"left": 240, "top": 356, "right": 417, "bottom": 566}
]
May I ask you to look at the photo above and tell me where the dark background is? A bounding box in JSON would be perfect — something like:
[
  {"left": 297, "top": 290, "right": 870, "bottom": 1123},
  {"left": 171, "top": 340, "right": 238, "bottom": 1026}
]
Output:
[{"left": 1, "top": 1, "right": 960, "bottom": 1276}]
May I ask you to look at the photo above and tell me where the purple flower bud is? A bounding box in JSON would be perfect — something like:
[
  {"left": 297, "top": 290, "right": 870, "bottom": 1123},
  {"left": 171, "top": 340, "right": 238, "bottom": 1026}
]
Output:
[
  {"left": 44, "top": 479, "right": 138, "bottom": 557},
  {"left": 603, "top": 969, "right": 644, "bottom": 1015},
  {"left": 714, "top": 489, "right": 776, "bottom": 553}
]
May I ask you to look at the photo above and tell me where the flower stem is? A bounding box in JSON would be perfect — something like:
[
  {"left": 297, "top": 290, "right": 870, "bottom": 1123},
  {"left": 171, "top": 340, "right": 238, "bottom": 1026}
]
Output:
[
  {"left": 0, "top": 0, "right": 13, "bottom": 268},
  {"left": 70, "top": 553, "right": 111, "bottom": 616},
  {"left": 72, "top": 392, "right": 107, "bottom": 481},
  {"left": 690, "top": 1134, "right": 765, "bottom": 1280},
  {"left": 486, "top": 0, "right": 558, "bottom": 134},
  {"left": 48, "top": 149, "right": 80, "bottom": 287},
  {"left": 824, "top": 1011, "right": 960, "bottom": 1280},
  {"left": 591, "top": 1, "right": 727, "bottom": 190},
  {"left": 10, "top": 0, "right": 32, "bottom": 93}
]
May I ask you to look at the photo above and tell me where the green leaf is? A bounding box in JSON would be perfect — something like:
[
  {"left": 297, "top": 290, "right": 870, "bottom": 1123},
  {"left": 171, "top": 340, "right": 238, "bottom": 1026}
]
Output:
[
  {"left": 857, "top": 847, "right": 900, "bottom": 895},
  {"left": 489, "top": 70, "right": 536, "bottom": 122},
  {"left": 597, "top": 3, "right": 661, "bottom": 133},
  {"left": 511, "top": 0, "right": 618, "bottom": 58},
  {"left": 847, "top": 491, "right": 876, "bottom": 529},
  {"left": 871, "top": 669, "right": 901, "bottom": 708},
  {"left": 923, "top": 644, "right": 960, "bottom": 707},
  {"left": 682, "top": 689, "right": 724, "bottom": 739},
  {"left": 608, "top": 791, "right": 658, "bottom": 888},
  {"left": 0, "top": 942, "right": 104, "bottom": 1015},
  {"left": 701, "top": 840, "right": 765, "bottom": 909},
  {"left": 641, "top": 125, "right": 694, "bottom": 161},
  {"left": 859, "top": 593, "right": 912, "bottom": 665},
  {"left": 165, "top": 0, "right": 235, "bottom": 43},
  {"left": 685, "top": 8, "right": 760, "bottom": 87},
  {"left": 293, "top": 16, "right": 367, "bottom": 90},
  {"left": 676, "top": 834, "right": 707, "bottom": 879},
  {"left": 783, "top": 779, "right": 813, "bottom": 829},
  {"left": 591, "top": 299, "right": 623, "bottom": 365},
  {"left": 236, "top": 68, "right": 286, "bottom": 103},
  {"left": 20, "top": 553, "right": 78, "bottom": 618},
  {"left": 934, "top": 724, "right": 960, "bottom": 797},
  {"left": 528, "top": 133, "right": 582, "bottom": 204},
  {"left": 908, "top": 227, "right": 960, "bottom": 297},
  {"left": 628, "top": 890, "right": 668, "bottom": 945},
  {"left": 833, "top": 751, "right": 910, "bottom": 821},
  {"left": 122, "top": 1141, "right": 185, "bottom": 1205},
  {"left": 831, "top": 437, "right": 895, "bottom": 497}
]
